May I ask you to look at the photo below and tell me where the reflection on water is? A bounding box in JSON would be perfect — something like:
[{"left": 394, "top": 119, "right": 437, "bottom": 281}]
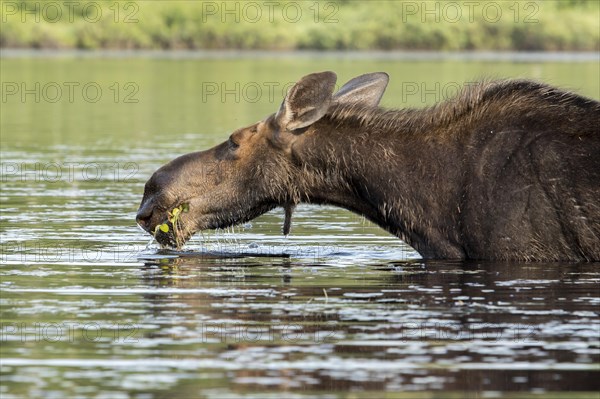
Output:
[
  {"left": 2, "top": 255, "right": 599, "bottom": 398},
  {"left": 1, "top": 55, "right": 599, "bottom": 398}
]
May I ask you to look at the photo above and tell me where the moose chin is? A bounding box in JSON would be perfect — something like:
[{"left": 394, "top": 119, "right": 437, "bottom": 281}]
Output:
[{"left": 137, "top": 71, "right": 600, "bottom": 262}]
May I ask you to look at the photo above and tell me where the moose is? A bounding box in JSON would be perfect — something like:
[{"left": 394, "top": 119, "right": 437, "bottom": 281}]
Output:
[{"left": 137, "top": 71, "right": 600, "bottom": 261}]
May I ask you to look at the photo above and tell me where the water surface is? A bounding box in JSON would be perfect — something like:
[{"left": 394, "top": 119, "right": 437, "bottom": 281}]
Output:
[{"left": 1, "top": 52, "right": 599, "bottom": 398}]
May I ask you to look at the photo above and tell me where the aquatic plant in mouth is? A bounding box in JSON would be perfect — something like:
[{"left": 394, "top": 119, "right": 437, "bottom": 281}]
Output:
[{"left": 153, "top": 203, "right": 189, "bottom": 248}]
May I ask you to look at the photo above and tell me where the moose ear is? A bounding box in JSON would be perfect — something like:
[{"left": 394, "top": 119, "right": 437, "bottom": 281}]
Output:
[
  {"left": 276, "top": 71, "right": 337, "bottom": 131},
  {"left": 333, "top": 72, "right": 389, "bottom": 107}
]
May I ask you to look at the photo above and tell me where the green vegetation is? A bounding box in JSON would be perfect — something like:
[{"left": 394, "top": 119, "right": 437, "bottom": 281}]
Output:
[
  {"left": 154, "top": 203, "right": 190, "bottom": 244},
  {"left": 1, "top": 0, "right": 598, "bottom": 51}
]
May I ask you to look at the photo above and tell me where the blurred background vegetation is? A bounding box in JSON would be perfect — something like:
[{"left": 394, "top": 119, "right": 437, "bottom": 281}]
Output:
[{"left": 1, "top": 0, "right": 599, "bottom": 51}]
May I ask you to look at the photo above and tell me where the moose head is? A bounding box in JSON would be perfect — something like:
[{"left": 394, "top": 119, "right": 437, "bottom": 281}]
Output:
[{"left": 136, "top": 71, "right": 390, "bottom": 248}]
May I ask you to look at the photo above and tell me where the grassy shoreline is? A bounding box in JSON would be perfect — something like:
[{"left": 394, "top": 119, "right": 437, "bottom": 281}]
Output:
[{"left": 1, "top": 1, "right": 598, "bottom": 51}]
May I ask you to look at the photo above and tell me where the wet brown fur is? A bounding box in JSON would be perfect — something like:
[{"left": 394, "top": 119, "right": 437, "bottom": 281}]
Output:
[{"left": 138, "top": 76, "right": 600, "bottom": 261}]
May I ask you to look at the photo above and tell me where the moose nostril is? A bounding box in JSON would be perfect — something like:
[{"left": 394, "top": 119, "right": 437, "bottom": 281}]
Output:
[
  {"left": 136, "top": 209, "right": 153, "bottom": 230},
  {"left": 136, "top": 215, "right": 146, "bottom": 228}
]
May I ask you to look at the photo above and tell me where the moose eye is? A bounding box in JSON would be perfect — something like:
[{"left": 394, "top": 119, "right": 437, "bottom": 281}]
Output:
[{"left": 228, "top": 136, "right": 240, "bottom": 150}]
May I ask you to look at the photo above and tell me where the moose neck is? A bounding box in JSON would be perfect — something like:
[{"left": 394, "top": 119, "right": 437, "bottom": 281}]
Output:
[{"left": 293, "top": 105, "right": 467, "bottom": 259}]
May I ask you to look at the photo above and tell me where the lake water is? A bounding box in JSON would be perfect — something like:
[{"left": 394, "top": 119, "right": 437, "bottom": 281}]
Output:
[{"left": 1, "top": 51, "right": 599, "bottom": 398}]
